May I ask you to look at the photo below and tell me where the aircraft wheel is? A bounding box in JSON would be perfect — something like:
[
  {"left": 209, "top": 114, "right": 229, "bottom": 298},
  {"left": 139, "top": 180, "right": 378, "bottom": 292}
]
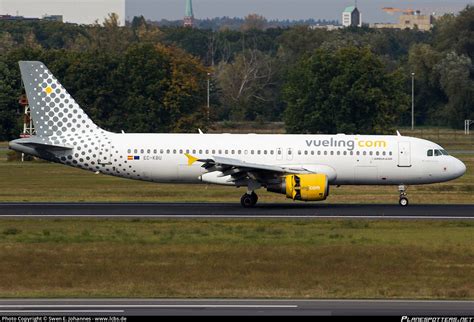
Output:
[
  {"left": 399, "top": 197, "right": 409, "bottom": 207},
  {"left": 250, "top": 192, "right": 258, "bottom": 206},
  {"left": 241, "top": 192, "right": 258, "bottom": 208}
]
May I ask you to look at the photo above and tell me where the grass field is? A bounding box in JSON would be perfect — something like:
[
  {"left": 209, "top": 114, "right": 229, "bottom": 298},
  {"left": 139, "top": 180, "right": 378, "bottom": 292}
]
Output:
[{"left": 0, "top": 219, "right": 473, "bottom": 299}]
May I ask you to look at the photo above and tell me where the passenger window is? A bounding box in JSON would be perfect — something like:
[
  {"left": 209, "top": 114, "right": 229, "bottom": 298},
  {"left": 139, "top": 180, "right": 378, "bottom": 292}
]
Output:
[
  {"left": 179, "top": 149, "right": 183, "bottom": 154},
  {"left": 324, "top": 151, "right": 327, "bottom": 155},
  {"left": 318, "top": 151, "right": 321, "bottom": 155},
  {"left": 173, "top": 149, "right": 177, "bottom": 154},
  {"left": 298, "top": 150, "right": 301, "bottom": 155},
  {"left": 166, "top": 149, "right": 170, "bottom": 154},
  {"left": 382, "top": 151, "right": 386, "bottom": 156},
  {"left": 238, "top": 150, "right": 242, "bottom": 155},
  {"left": 193, "top": 150, "right": 196, "bottom": 154},
  {"left": 369, "top": 151, "right": 373, "bottom": 156},
  {"left": 304, "top": 151, "right": 308, "bottom": 155},
  {"left": 225, "top": 150, "right": 228, "bottom": 154},
  {"left": 270, "top": 150, "right": 274, "bottom": 155},
  {"left": 212, "top": 150, "right": 215, "bottom": 154},
  {"left": 343, "top": 151, "right": 347, "bottom": 156},
  {"left": 337, "top": 151, "right": 340, "bottom": 155},
  {"left": 350, "top": 151, "right": 353, "bottom": 156},
  {"left": 251, "top": 150, "right": 254, "bottom": 155},
  {"left": 160, "top": 149, "right": 164, "bottom": 154},
  {"left": 257, "top": 150, "right": 260, "bottom": 155},
  {"left": 147, "top": 149, "right": 151, "bottom": 154},
  {"left": 134, "top": 149, "right": 138, "bottom": 154},
  {"left": 356, "top": 151, "right": 360, "bottom": 156},
  {"left": 140, "top": 149, "right": 144, "bottom": 154},
  {"left": 154, "top": 149, "right": 157, "bottom": 154},
  {"left": 311, "top": 151, "right": 314, "bottom": 155},
  {"left": 264, "top": 150, "right": 267, "bottom": 155},
  {"left": 206, "top": 150, "right": 209, "bottom": 154},
  {"left": 427, "top": 150, "right": 433, "bottom": 157},
  {"left": 330, "top": 151, "right": 334, "bottom": 155},
  {"left": 231, "top": 150, "right": 235, "bottom": 154},
  {"left": 127, "top": 149, "right": 131, "bottom": 154},
  {"left": 199, "top": 150, "right": 203, "bottom": 154}
]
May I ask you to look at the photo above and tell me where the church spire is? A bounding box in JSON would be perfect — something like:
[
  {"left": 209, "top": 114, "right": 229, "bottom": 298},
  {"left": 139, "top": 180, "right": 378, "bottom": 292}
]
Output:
[{"left": 184, "top": 0, "right": 194, "bottom": 27}]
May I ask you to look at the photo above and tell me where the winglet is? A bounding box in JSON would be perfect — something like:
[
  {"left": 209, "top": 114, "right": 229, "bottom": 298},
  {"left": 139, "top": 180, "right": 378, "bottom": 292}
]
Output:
[{"left": 185, "top": 153, "right": 199, "bottom": 166}]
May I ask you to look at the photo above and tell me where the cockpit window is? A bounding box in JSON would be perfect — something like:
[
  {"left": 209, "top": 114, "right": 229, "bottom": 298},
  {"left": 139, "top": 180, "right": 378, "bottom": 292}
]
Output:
[
  {"left": 427, "top": 150, "right": 433, "bottom": 157},
  {"left": 434, "top": 149, "right": 442, "bottom": 156},
  {"left": 441, "top": 150, "right": 449, "bottom": 155}
]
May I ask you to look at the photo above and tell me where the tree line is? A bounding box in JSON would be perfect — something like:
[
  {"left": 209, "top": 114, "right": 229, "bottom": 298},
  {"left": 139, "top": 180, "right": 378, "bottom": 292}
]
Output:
[{"left": 0, "top": 7, "right": 473, "bottom": 140}]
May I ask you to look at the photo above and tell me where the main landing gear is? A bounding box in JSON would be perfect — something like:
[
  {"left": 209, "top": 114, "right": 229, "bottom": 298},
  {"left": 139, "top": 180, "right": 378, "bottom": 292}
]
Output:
[
  {"left": 241, "top": 192, "right": 258, "bottom": 208},
  {"left": 398, "top": 185, "right": 409, "bottom": 206}
]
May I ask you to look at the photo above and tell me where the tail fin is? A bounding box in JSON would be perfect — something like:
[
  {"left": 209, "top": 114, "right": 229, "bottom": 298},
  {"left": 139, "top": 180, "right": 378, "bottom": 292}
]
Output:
[{"left": 19, "top": 61, "right": 103, "bottom": 138}]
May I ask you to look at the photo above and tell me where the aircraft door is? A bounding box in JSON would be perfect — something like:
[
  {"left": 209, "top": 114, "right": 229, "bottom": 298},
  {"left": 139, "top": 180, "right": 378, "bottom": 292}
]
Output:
[
  {"left": 398, "top": 142, "right": 411, "bottom": 167},
  {"left": 286, "top": 148, "right": 293, "bottom": 161},
  {"left": 98, "top": 139, "right": 112, "bottom": 165}
]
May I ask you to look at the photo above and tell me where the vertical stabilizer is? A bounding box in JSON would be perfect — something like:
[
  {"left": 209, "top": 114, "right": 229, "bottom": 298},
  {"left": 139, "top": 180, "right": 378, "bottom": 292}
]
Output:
[{"left": 19, "top": 61, "right": 102, "bottom": 138}]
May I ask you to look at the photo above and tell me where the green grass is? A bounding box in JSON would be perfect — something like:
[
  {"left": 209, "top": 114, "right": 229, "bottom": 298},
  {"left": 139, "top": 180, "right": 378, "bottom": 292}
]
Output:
[{"left": 0, "top": 219, "right": 472, "bottom": 298}]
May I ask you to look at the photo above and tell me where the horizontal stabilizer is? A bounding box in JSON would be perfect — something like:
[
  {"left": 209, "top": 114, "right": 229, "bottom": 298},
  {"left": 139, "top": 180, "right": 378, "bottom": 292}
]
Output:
[{"left": 10, "top": 137, "right": 73, "bottom": 151}]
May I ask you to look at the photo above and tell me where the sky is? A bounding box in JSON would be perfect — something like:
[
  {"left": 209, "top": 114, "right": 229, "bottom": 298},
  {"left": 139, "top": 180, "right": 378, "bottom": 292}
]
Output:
[
  {"left": 1, "top": 0, "right": 471, "bottom": 24},
  {"left": 125, "top": 0, "right": 470, "bottom": 23}
]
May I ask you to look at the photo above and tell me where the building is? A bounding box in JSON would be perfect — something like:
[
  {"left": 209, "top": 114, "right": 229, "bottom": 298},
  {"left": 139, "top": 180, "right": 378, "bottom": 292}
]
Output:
[
  {"left": 42, "top": 15, "right": 63, "bottom": 22},
  {"left": 342, "top": 5, "right": 361, "bottom": 27},
  {"left": 371, "top": 10, "right": 434, "bottom": 31},
  {"left": 1, "top": 0, "right": 125, "bottom": 26},
  {"left": 184, "top": 0, "right": 194, "bottom": 27}
]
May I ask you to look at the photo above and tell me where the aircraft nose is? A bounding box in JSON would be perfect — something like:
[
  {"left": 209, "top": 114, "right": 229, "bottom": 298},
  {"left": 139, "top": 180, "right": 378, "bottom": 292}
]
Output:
[{"left": 452, "top": 158, "right": 466, "bottom": 179}]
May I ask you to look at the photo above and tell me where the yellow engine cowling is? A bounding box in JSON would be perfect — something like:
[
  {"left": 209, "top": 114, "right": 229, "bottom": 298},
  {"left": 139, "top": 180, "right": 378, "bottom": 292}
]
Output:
[{"left": 267, "top": 174, "right": 329, "bottom": 201}]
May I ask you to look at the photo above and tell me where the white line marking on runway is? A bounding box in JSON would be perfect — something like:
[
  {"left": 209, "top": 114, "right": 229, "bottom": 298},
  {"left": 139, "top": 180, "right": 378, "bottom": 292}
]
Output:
[
  {"left": 0, "top": 305, "right": 298, "bottom": 308},
  {"left": 1, "top": 215, "right": 473, "bottom": 220},
  {"left": 0, "top": 310, "right": 124, "bottom": 313}
]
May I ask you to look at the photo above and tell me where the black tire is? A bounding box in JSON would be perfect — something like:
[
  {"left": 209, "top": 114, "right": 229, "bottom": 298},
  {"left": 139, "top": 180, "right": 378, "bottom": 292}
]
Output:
[
  {"left": 250, "top": 192, "right": 258, "bottom": 206},
  {"left": 241, "top": 194, "right": 254, "bottom": 208},
  {"left": 399, "top": 197, "right": 409, "bottom": 207}
]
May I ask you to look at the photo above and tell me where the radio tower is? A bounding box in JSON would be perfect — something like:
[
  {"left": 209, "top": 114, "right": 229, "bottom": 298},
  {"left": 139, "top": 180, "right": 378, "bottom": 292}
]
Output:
[{"left": 184, "top": 0, "right": 194, "bottom": 27}]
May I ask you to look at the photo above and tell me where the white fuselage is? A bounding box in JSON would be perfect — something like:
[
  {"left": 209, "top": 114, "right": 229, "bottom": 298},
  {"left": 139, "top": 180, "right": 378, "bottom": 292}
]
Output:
[{"left": 91, "top": 133, "right": 465, "bottom": 186}]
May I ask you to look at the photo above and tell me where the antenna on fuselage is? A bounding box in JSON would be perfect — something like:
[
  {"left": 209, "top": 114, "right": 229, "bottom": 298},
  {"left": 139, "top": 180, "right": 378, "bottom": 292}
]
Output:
[{"left": 396, "top": 130, "right": 402, "bottom": 136}]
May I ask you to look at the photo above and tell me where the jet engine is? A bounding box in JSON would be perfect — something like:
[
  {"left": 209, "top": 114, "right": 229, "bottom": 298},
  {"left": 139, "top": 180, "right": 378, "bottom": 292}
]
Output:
[{"left": 267, "top": 174, "right": 329, "bottom": 201}]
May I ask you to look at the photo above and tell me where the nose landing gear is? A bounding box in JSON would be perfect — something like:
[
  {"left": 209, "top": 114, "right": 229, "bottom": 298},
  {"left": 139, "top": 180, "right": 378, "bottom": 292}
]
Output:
[
  {"left": 398, "top": 185, "right": 409, "bottom": 206},
  {"left": 241, "top": 191, "right": 258, "bottom": 208}
]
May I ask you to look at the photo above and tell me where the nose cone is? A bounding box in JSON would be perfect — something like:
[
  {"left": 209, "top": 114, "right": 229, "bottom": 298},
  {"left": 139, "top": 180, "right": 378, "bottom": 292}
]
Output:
[{"left": 452, "top": 158, "right": 466, "bottom": 179}]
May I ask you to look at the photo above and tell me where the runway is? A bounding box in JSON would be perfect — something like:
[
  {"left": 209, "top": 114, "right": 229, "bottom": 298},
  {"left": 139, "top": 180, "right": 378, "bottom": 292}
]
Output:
[
  {"left": 0, "top": 299, "right": 473, "bottom": 316},
  {"left": 0, "top": 203, "right": 473, "bottom": 219}
]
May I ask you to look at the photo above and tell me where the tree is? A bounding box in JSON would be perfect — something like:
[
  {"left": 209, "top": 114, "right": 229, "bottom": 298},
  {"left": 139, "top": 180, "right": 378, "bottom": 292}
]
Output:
[
  {"left": 241, "top": 14, "right": 267, "bottom": 31},
  {"left": 434, "top": 51, "right": 474, "bottom": 127},
  {"left": 216, "top": 49, "right": 279, "bottom": 121},
  {"left": 284, "top": 47, "right": 409, "bottom": 134},
  {"left": 434, "top": 6, "right": 474, "bottom": 61},
  {"left": 408, "top": 44, "right": 446, "bottom": 125}
]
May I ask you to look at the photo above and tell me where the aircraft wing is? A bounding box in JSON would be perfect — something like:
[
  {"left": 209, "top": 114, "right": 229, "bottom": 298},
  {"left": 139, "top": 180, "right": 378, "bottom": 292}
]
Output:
[{"left": 185, "top": 153, "right": 310, "bottom": 186}]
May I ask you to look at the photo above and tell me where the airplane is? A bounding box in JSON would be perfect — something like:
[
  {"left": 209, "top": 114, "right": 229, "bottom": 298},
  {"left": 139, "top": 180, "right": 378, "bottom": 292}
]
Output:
[{"left": 9, "top": 61, "right": 467, "bottom": 207}]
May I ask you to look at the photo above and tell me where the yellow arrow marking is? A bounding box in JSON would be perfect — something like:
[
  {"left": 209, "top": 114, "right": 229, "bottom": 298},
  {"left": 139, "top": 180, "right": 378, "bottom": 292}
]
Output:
[{"left": 184, "top": 153, "right": 199, "bottom": 166}]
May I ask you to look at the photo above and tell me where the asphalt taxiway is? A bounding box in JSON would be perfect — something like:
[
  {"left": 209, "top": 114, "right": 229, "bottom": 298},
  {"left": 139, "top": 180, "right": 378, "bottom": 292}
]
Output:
[
  {"left": 0, "top": 203, "right": 473, "bottom": 219},
  {"left": 0, "top": 299, "right": 473, "bottom": 316}
]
